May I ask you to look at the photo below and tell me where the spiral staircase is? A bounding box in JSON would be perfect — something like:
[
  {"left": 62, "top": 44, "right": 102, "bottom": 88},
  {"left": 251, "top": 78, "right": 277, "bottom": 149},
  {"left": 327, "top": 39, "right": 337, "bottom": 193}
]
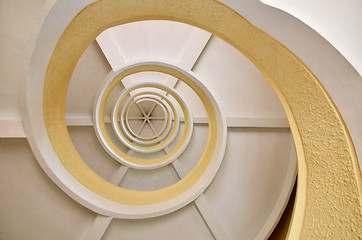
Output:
[{"left": 0, "top": 0, "right": 361, "bottom": 240}]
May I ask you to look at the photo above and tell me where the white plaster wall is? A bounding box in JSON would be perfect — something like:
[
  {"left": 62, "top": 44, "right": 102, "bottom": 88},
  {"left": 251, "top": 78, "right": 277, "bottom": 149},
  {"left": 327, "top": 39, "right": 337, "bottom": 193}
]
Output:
[
  {"left": 66, "top": 42, "right": 112, "bottom": 120},
  {"left": 0, "top": 0, "right": 51, "bottom": 119},
  {"left": 97, "top": 21, "right": 202, "bottom": 70},
  {"left": 103, "top": 203, "right": 215, "bottom": 240},
  {"left": 111, "top": 21, "right": 196, "bottom": 63},
  {"left": 261, "top": 0, "right": 362, "bottom": 77},
  {"left": 204, "top": 128, "right": 292, "bottom": 240},
  {"left": 68, "top": 126, "right": 122, "bottom": 182},
  {"left": 176, "top": 124, "right": 209, "bottom": 176},
  {"left": 0, "top": 139, "right": 95, "bottom": 240},
  {"left": 192, "top": 36, "right": 286, "bottom": 119}
]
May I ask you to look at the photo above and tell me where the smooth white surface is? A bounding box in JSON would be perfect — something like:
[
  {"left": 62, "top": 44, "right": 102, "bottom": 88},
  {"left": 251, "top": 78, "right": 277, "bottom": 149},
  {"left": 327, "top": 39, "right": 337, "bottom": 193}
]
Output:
[
  {"left": 81, "top": 215, "right": 113, "bottom": 240},
  {"left": 168, "top": 148, "right": 230, "bottom": 240},
  {"left": 68, "top": 127, "right": 122, "bottom": 183},
  {"left": 176, "top": 124, "right": 209, "bottom": 176},
  {"left": 174, "top": 80, "right": 207, "bottom": 118},
  {"left": 261, "top": 0, "right": 362, "bottom": 77},
  {"left": 103, "top": 203, "right": 215, "bottom": 240},
  {"left": 96, "top": 21, "right": 211, "bottom": 71},
  {"left": 0, "top": 0, "right": 50, "bottom": 120},
  {"left": 0, "top": 120, "right": 26, "bottom": 138},
  {"left": 120, "top": 164, "right": 180, "bottom": 191},
  {"left": 194, "top": 194, "right": 231, "bottom": 240},
  {"left": 0, "top": 139, "right": 96, "bottom": 240},
  {"left": 254, "top": 137, "right": 297, "bottom": 239},
  {"left": 193, "top": 36, "right": 286, "bottom": 119},
  {"left": 204, "top": 128, "right": 292, "bottom": 240}
]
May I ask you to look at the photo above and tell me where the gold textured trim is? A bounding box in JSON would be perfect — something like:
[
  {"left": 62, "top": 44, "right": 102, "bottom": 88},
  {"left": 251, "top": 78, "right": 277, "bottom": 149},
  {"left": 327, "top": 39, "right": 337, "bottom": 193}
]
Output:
[
  {"left": 45, "top": 63, "right": 218, "bottom": 204},
  {"left": 43, "top": 0, "right": 361, "bottom": 237}
]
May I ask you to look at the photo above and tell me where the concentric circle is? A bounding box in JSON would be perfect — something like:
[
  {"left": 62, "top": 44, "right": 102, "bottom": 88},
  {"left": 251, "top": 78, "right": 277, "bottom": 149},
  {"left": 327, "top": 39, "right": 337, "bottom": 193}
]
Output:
[
  {"left": 60, "top": 61, "right": 226, "bottom": 216},
  {"left": 95, "top": 78, "right": 195, "bottom": 167},
  {"left": 124, "top": 97, "right": 168, "bottom": 141},
  {"left": 25, "top": 2, "right": 361, "bottom": 238},
  {"left": 121, "top": 91, "right": 176, "bottom": 146},
  {"left": 107, "top": 82, "right": 188, "bottom": 156}
]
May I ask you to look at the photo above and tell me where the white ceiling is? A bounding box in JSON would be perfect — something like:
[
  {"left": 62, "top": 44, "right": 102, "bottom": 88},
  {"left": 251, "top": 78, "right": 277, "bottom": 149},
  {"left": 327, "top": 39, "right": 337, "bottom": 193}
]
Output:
[{"left": 1, "top": 0, "right": 361, "bottom": 240}]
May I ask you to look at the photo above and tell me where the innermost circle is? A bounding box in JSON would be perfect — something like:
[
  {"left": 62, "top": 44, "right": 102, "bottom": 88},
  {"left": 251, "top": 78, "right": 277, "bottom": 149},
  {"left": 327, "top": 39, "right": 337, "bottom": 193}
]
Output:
[{"left": 127, "top": 99, "right": 167, "bottom": 139}]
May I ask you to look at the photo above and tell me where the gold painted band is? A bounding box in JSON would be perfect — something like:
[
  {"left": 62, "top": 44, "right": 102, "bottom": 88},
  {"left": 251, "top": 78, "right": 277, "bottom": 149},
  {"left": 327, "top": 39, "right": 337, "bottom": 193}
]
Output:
[{"left": 46, "top": 61, "right": 219, "bottom": 205}]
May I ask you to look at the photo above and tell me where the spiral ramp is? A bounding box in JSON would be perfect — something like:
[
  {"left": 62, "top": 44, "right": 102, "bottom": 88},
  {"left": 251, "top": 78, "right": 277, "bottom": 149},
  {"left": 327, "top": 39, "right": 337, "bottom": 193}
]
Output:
[
  {"left": 1, "top": 1, "right": 361, "bottom": 240},
  {"left": 62, "top": 20, "right": 296, "bottom": 239}
]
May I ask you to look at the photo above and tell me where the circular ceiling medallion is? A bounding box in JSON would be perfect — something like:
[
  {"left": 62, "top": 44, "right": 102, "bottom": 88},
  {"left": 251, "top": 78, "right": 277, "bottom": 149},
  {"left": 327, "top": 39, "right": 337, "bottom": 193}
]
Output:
[
  {"left": 123, "top": 97, "right": 168, "bottom": 141},
  {"left": 121, "top": 91, "right": 177, "bottom": 146}
]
